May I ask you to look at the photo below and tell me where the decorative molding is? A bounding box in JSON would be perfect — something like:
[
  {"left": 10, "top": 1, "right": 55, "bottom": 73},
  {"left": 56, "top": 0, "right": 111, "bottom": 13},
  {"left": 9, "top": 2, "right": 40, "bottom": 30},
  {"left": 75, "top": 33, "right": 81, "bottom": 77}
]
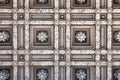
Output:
[
  {"left": 0, "top": 0, "right": 118, "bottom": 80},
  {"left": 30, "top": 54, "right": 54, "bottom": 61},
  {"left": 30, "top": 13, "right": 54, "bottom": 21},
  {"left": 59, "top": 54, "right": 66, "bottom": 61},
  {"left": 71, "top": 25, "right": 95, "bottom": 50},
  {"left": 100, "top": 66, "right": 107, "bottom": 80},
  {"left": 112, "top": 54, "right": 120, "bottom": 61},
  {"left": 100, "top": 14, "right": 107, "bottom": 21},
  {"left": 17, "top": 0, "right": 25, "bottom": 8},
  {"left": 59, "top": 14, "right": 66, "bottom": 21},
  {"left": 17, "top": 13, "right": 25, "bottom": 21},
  {"left": 112, "top": 14, "right": 120, "bottom": 20},
  {"left": 59, "top": 66, "right": 66, "bottom": 80},
  {"left": 17, "top": 25, "right": 25, "bottom": 50},
  {"left": 58, "top": 25, "right": 66, "bottom": 49},
  {"left": 100, "top": 0, "right": 107, "bottom": 8},
  {"left": 71, "top": 14, "right": 95, "bottom": 21},
  {"left": 18, "top": 66, "right": 25, "bottom": 80},
  {"left": 100, "top": 25, "right": 107, "bottom": 49},
  {"left": 0, "top": 54, "right": 13, "bottom": 61},
  {"left": 71, "top": 54, "right": 95, "bottom": 61},
  {"left": 100, "top": 54, "right": 107, "bottom": 61},
  {"left": 0, "top": 13, "right": 12, "bottom": 20},
  {"left": 18, "top": 55, "right": 25, "bottom": 61},
  {"left": 59, "top": 0, "right": 66, "bottom": 9},
  {"left": 30, "top": 25, "right": 54, "bottom": 50}
]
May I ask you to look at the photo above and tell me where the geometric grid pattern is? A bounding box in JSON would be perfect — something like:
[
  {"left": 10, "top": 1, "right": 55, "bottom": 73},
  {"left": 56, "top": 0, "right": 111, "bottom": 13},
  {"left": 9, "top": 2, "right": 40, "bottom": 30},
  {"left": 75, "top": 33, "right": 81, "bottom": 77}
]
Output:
[{"left": 0, "top": 0, "right": 120, "bottom": 80}]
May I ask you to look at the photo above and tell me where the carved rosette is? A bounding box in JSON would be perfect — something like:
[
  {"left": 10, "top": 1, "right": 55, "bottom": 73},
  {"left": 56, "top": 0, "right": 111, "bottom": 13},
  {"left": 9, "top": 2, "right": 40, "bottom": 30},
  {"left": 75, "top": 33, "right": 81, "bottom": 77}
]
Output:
[
  {"left": 37, "top": 32, "right": 48, "bottom": 42},
  {"left": 75, "top": 69, "right": 87, "bottom": 80},
  {"left": 75, "top": 32, "right": 86, "bottom": 42},
  {"left": 0, "top": 70, "right": 10, "bottom": 80},
  {"left": 114, "top": 69, "right": 120, "bottom": 80},
  {"left": 113, "top": 32, "right": 120, "bottom": 42},
  {"left": 37, "top": 69, "right": 48, "bottom": 80},
  {"left": 0, "top": 31, "right": 9, "bottom": 42}
]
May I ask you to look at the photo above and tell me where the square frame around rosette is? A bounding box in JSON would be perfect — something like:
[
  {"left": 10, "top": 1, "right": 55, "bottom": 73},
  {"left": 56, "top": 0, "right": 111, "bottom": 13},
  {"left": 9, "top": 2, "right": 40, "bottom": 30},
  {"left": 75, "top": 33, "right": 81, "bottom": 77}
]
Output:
[
  {"left": 113, "top": 0, "right": 120, "bottom": 8},
  {"left": 30, "top": 25, "right": 54, "bottom": 50},
  {"left": 70, "top": 0, "right": 95, "bottom": 9},
  {"left": 30, "top": 0, "right": 54, "bottom": 9},
  {"left": 112, "top": 66, "right": 120, "bottom": 80},
  {"left": 0, "top": 0, "right": 13, "bottom": 8},
  {"left": 0, "top": 25, "right": 13, "bottom": 50},
  {"left": 35, "top": 67, "right": 50, "bottom": 80},
  {"left": 0, "top": 66, "right": 13, "bottom": 80},
  {"left": 112, "top": 26, "right": 120, "bottom": 49},
  {"left": 29, "top": 66, "right": 54, "bottom": 80},
  {"left": 71, "top": 66, "right": 95, "bottom": 80},
  {"left": 71, "top": 25, "right": 95, "bottom": 50}
]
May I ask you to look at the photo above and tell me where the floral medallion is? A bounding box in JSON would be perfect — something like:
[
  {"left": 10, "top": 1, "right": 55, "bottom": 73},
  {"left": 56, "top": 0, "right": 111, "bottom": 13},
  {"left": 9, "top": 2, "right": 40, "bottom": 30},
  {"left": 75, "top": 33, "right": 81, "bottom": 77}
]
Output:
[
  {"left": 0, "top": 70, "right": 10, "bottom": 80},
  {"left": 114, "top": 69, "right": 120, "bottom": 80},
  {"left": 75, "top": 31, "right": 86, "bottom": 42},
  {"left": 0, "top": 31, "right": 9, "bottom": 42},
  {"left": 75, "top": 69, "right": 87, "bottom": 80},
  {"left": 37, "top": 69, "right": 48, "bottom": 80},
  {"left": 113, "top": 32, "right": 120, "bottom": 42},
  {"left": 37, "top": 32, "right": 48, "bottom": 42}
]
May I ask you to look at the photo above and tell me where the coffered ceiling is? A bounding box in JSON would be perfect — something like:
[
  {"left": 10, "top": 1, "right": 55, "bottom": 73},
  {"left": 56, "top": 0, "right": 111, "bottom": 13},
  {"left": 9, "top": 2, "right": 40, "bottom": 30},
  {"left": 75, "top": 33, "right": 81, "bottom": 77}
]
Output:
[{"left": 0, "top": 0, "right": 120, "bottom": 80}]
